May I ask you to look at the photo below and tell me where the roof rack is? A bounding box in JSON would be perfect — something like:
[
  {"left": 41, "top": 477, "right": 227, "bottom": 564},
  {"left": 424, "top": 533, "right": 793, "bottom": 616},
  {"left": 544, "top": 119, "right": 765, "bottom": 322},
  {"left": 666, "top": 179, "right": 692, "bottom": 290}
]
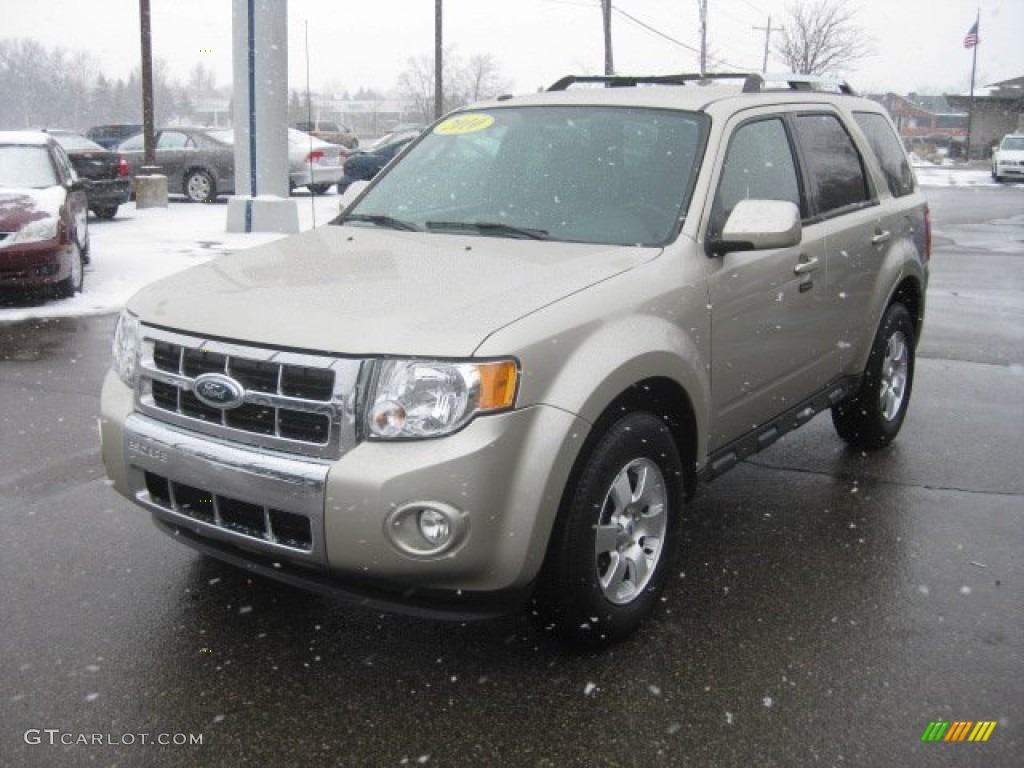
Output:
[{"left": 547, "top": 72, "right": 856, "bottom": 96}]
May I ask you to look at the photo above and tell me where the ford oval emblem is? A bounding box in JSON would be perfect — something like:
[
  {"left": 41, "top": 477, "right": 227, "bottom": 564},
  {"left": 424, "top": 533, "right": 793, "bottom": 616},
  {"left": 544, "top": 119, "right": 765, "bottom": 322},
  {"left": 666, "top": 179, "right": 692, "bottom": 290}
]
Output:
[{"left": 193, "top": 373, "right": 246, "bottom": 410}]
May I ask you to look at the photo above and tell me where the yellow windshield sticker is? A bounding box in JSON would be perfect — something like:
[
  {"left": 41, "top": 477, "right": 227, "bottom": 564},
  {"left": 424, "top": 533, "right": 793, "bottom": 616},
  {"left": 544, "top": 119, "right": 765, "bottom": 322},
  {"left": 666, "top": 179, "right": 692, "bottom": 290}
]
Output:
[{"left": 434, "top": 114, "right": 495, "bottom": 135}]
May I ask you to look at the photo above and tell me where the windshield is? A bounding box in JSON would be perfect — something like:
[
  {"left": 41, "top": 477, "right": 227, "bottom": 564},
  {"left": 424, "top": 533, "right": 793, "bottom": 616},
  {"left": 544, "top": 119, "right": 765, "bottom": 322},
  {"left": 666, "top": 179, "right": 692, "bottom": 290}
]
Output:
[
  {"left": 1002, "top": 136, "right": 1024, "bottom": 151},
  {"left": 340, "top": 106, "right": 706, "bottom": 247},
  {"left": 0, "top": 145, "right": 59, "bottom": 188}
]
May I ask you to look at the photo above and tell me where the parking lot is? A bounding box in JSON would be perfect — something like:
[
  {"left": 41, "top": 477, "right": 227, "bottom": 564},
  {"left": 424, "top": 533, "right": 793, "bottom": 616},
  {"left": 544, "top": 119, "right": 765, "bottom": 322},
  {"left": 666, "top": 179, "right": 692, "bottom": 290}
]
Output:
[{"left": 1, "top": 180, "right": 1021, "bottom": 767}]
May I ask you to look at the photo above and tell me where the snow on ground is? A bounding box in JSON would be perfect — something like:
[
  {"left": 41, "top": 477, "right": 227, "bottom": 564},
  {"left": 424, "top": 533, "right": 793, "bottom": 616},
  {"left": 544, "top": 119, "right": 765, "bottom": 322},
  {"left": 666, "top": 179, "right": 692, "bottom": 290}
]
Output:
[
  {"left": 0, "top": 168, "right": 1018, "bottom": 325},
  {"left": 0, "top": 192, "right": 343, "bottom": 324}
]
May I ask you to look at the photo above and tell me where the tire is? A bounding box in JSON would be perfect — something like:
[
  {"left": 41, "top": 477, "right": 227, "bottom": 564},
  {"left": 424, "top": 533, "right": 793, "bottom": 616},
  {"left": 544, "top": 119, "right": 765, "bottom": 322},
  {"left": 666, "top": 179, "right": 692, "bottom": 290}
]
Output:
[
  {"left": 535, "top": 411, "right": 683, "bottom": 647},
  {"left": 92, "top": 205, "right": 118, "bottom": 220},
  {"left": 308, "top": 183, "right": 332, "bottom": 195},
  {"left": 53, "top": 241, "right": 84, "bottom": 299},
  {"left": 832, "top": 302, "right": 916, "bottom": 450},
  {"left": 184, "top": 169, "right": 216, "bottom": 203}
]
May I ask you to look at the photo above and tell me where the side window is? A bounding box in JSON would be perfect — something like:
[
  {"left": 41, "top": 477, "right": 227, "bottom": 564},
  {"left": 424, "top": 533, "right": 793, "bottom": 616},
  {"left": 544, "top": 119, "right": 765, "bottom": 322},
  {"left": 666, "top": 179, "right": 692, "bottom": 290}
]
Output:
[
  {"left": 853, "top": 111, "right": 915, "bottom": 198},
  {"left": 157, "top": 131, "right": 189, "bottom": 150},
  {"left": 794, "top": 114, "right": 870, "bottom": 215},
  {"left": 710, "top": 118, "right": 801, "bottom": 237}
]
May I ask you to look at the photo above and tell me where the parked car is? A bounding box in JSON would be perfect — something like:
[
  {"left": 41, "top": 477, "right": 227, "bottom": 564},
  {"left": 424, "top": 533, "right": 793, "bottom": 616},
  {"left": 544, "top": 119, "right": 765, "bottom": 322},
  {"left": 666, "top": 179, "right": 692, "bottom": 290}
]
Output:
[
  {"left": 118, "top": 127, "right": 235, "bottom": 202},
  {"left": 336, "top": 129, "right": 419, "bottom": 192},
  {"left": 284, "top": 128, "right": 348, "bottom": 194},
  {"left": 292, "top": 119, "right": 359, "bottom": 149},
  {"left": 45, "top": 129, "right": 131, "bottom": 219},
  {"left": 101, "top": 73, "right": 929, "bottom": 647},
  {"left": 0, "top": 131, "right": 89, "bottom": 298},
  {"left": 991, "top": 133, "right": 1024, "bottom": 182},
  {"left": 85, "top": 123, "right": 142, "bottom": 151}
]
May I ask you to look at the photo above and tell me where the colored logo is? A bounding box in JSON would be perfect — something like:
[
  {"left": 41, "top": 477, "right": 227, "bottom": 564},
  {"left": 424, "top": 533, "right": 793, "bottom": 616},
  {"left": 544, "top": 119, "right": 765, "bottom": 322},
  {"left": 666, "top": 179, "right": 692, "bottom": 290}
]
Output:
[
  {"left": 921, "top": 721, "right": 997, "bottom": 742},
  {"left": 193, "top": 373, "right": 246, "bottom": 410}
]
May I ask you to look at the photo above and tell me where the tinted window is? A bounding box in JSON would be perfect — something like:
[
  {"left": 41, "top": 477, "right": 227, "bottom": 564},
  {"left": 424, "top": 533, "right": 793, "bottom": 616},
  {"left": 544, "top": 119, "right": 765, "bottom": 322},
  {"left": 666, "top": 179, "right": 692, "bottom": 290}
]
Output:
[
  {"left": 711, "top": 118, "right": 801, "bottom": 237},
  {"left": 794, "top": 114, "right": 870, "bottom": 215},
  {"left": 853, "top": 112, "right": 915, "bottom": 198}
]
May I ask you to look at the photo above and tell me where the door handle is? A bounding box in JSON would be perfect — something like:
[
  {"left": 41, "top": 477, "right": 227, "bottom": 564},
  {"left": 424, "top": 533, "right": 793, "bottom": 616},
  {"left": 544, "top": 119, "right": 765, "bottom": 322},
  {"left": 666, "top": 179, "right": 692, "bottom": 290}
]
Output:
[
  {"left": 794, "top": 255, "right": 819, "bottom": 275},
  {"left": 872, "top": 230, "right": 891, "bottom": 245}
]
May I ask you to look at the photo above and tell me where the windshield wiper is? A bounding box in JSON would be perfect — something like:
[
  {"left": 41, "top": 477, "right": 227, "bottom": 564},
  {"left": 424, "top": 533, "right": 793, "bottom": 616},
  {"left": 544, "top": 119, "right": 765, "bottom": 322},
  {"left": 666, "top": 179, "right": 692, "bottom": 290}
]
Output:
[
  {"left": 425, "top": 220, "right": 550, "bottom": 240},
  {"left": 340, "top": 213, "right": 420, "bottom": 231}
]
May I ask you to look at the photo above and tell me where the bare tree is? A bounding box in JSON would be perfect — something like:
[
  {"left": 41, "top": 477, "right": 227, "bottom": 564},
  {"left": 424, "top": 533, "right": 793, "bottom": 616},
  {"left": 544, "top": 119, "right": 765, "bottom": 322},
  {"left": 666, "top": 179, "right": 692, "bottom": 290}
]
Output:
[
  {"left": 398, "top": 48, "right": 511, "bottom": 123},
  {"left": 462, "top": 54, "right": 512, "bottom": 103},
  {"left": 774, "top": 0, "right": 872, "bottom": 77}
]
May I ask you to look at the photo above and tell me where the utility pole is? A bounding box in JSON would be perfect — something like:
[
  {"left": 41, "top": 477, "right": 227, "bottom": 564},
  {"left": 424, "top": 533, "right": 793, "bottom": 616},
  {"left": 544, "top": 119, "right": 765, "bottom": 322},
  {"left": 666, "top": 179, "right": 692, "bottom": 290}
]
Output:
[
  {"left": 698, "top": 0, "right": 708, "bottom": 76},
  {"left": 752, "top": 15, "right": 781, "bottom": 73},
  {"left": 601, "top": 0, "right": 614, "bottom": 76},
  {"left": 139, "top": 0, "right": 155, "bottom": 167},
  {"left": 434, "top": 0, "right": 443, "bottom": 119}
]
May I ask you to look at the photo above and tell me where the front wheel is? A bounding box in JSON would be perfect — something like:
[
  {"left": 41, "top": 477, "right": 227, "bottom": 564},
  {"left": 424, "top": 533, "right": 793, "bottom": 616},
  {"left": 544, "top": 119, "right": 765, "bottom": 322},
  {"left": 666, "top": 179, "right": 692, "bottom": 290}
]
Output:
[
  {"left": 535, "top": 411, "right": 683, "bottom": 647},
  {"left": 53, "top": 241, "right": 84, "bottom": 299},
  {"left": 832, "top": 302, "right": 916, "bottom": 450}
]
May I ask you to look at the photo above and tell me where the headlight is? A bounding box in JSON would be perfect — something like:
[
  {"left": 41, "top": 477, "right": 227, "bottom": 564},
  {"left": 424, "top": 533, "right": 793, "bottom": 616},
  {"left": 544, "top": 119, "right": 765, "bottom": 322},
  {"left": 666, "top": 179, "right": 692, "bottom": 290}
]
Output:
[
  {"left": 6, "top": 217, "right": 59, "bottom": 246},
  {"left": 111, "top": 310, "right": 141, "bottom": 387},
  {"left": 367, "top": 359, "right": 518, "bottom": 439}
]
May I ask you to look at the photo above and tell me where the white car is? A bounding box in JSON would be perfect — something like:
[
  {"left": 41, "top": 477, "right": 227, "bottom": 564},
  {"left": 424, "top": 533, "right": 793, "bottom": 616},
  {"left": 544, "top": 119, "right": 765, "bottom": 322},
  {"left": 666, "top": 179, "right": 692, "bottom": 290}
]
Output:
[
  {"left": 992, "top": 133, "right": 1024, "bottom": 182},
  {"left": 286, "top": 128, "right": 348, "bottom": 194},
  {"left": 203, "top": 128, "right": 348, "bottom": 195}
]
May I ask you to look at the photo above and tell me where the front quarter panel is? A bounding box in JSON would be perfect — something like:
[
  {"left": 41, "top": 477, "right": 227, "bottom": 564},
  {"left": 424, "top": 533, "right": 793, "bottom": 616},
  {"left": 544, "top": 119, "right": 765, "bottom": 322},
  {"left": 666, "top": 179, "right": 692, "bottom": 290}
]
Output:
[{"left": 476, "top": 245, "right": 711, "bottom": 464}]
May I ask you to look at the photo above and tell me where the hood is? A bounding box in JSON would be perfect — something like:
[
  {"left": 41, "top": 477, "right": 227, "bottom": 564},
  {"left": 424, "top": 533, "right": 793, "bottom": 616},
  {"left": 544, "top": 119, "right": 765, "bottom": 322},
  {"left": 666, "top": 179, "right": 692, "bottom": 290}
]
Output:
[
  {"left": 0, "top": 187, "right": 64, "bottom": 231},
  {"left": 128, "top": 224, "right": 657, "bottom": 357}
]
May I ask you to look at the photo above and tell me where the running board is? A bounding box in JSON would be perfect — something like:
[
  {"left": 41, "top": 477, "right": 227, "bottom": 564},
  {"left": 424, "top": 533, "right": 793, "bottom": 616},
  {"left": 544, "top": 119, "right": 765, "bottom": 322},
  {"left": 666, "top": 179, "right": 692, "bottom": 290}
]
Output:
[{"left": 700, "top": 376, "right": 861, "bottom": 482}]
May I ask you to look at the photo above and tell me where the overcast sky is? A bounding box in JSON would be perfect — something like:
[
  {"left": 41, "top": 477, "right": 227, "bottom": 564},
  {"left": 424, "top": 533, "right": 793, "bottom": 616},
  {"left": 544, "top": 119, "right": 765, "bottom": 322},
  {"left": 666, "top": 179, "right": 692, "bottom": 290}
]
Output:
[{"left": 5, "top": 0, "right": 1022, "bottom": 97}]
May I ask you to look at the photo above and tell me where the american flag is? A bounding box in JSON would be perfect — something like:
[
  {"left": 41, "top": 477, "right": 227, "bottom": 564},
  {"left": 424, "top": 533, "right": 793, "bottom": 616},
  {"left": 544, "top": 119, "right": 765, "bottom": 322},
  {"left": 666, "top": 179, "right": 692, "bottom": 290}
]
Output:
[{"left": 963, "top": 20, "right": 979, "bottom": 49}]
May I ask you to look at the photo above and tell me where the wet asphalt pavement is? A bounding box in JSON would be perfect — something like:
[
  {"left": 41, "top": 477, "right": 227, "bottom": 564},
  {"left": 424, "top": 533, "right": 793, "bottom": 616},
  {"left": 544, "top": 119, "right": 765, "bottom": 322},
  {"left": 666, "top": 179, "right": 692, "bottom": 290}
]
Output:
[{"left": 1, "top": 185, "right": 1021, "bottom": 767}]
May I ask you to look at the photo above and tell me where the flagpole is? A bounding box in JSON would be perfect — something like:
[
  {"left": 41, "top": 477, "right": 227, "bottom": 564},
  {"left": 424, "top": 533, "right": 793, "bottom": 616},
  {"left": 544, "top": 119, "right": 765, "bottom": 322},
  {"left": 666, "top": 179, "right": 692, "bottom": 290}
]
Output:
[{"left": 966, "top": 10, "right": 979, "bottom": 160}]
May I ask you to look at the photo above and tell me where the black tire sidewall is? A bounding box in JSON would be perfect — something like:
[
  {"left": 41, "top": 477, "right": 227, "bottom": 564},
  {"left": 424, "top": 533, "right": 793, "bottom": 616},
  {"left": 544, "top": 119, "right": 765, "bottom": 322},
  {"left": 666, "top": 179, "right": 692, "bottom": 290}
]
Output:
[
  {"left": 834, "top": 302, "right": 916, "bottom": 449},
  {"left": 544, "top": 411, "right": 683, "bottom": 645}
]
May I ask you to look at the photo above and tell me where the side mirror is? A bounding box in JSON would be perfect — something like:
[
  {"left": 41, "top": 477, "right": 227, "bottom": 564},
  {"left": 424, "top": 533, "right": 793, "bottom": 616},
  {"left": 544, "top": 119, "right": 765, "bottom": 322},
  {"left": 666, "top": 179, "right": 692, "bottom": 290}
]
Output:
[
  {"left": 709, "top": 199, "right": 801, "bottom": 256},
  {"left": 338, "top": 180, "right": 369, "bottom": 212}
]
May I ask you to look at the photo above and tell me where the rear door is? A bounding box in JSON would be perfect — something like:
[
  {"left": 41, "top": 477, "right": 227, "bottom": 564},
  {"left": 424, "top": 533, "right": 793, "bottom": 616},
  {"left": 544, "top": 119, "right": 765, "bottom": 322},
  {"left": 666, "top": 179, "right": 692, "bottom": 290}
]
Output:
[
  {"left": 704, "top": 111, "right": 835, "bottom": 449},
  {"left": 787, "top": 112, "right": 880, "bottom": 374}
]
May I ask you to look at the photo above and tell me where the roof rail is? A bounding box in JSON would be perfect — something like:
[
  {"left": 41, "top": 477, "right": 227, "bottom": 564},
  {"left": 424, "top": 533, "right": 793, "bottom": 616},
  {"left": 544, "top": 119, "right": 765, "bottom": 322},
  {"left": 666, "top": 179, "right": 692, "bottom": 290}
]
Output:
[{"left": 547, "top": 72, "right": 856, "bottom": 96}]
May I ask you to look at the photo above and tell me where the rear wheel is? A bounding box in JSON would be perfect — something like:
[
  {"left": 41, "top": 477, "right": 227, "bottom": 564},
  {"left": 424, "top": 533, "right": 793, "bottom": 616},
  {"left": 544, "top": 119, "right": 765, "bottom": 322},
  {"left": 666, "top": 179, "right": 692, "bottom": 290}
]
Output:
[
  {"left": 92, "top": 205, "right": 118, "bottom": 220},
  {"left": 832, "top": 302, "right": 916, "bottom": 450},
  {"left": 535, "top": 411, "right": 683, "bottom": 647},
  {"left": 308, "top": 183, "right": 332, "bottom": 195},
  {"left": 184, "top": 169, "right": 216, "bottom": 203}
]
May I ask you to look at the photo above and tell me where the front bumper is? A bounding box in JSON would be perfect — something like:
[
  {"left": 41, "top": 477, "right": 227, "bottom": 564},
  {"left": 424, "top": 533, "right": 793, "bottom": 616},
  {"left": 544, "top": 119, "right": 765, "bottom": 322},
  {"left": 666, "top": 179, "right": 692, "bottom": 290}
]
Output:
[
  {"left": 101, "top": 372, "right": 585, "bottom": 618},
  {"left": 0, "top": 239, "right": 72, "bottom": 288},
  {"left": 994, "top": 160, "right": 1024, "bottom": 178}
]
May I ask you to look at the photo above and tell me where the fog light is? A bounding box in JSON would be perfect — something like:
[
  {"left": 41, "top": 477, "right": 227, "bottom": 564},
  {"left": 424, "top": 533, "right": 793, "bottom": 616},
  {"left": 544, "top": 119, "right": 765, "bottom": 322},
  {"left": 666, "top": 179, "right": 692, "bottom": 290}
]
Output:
[
  {"left": 384, "top": 501, "right": 467, "bottom": 558},
  {"left": 418, "top": 508, "right": 451, "bottom": 545}
]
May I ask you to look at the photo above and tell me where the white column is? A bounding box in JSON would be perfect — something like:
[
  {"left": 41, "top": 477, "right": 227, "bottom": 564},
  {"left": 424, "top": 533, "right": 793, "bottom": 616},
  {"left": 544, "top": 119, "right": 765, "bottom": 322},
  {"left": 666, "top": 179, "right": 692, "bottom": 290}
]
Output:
[{"left": 226, "top": 0, "right": 299, "bottom": 233}]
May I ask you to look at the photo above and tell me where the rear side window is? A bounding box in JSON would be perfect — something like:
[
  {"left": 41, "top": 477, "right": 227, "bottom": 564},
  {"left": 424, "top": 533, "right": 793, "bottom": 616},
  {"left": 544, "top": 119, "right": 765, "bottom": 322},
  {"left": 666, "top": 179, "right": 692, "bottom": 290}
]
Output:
[
  {"left": 710, "top": 117, "right": 801, "bottom": 238},
  {"left": 853, "top": 112, "right": 915, "bottom": 198},
  {"left": 794, "top": 114, "right": 870, "bottom": 216}
]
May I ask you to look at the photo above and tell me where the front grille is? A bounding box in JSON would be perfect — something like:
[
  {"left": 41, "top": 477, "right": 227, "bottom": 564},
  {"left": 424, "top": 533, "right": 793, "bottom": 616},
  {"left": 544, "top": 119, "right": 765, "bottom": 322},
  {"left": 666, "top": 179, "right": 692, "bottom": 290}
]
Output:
[
  {"left": 136, "top": 326, "right": 365, "bottom": 459},
  {"left": 145, "top": 471, "right": 313, "bottom": 551}
]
